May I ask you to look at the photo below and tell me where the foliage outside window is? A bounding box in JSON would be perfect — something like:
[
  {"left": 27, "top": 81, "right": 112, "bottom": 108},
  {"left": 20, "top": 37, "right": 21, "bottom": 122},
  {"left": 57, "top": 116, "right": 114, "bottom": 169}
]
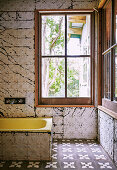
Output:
[{"left": 35, "top": 10, "right": 94, "bottom": 106}]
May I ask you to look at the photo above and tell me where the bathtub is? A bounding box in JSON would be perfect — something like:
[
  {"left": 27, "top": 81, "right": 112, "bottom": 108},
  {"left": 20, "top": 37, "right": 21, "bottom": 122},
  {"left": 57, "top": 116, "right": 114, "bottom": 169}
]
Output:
[
  {"left": 0, "top": 117, "right": 52, "bottom": 132},
  {"left": 0, "top": 117, "right": 52, "bottom": 160}
]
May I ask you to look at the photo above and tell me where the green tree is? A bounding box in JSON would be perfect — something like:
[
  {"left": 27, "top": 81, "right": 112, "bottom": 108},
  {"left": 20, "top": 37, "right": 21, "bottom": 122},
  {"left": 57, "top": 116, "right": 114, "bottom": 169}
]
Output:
[{"left": 42, "top": 16, "right": 80, "bottom": 97}]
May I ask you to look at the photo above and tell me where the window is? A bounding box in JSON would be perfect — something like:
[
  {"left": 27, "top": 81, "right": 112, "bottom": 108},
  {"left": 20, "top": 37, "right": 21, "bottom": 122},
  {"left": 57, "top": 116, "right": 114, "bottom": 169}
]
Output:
[
  {"left": 114, "top": 0, "right": 117, "bottom": 100},
  {"left": 35, "top": 10, "right": 94, "bottom": 106},
  {"left": 103, "top": 52, "right": 111, "bottom": 99},
  {"left": 103, "top": 0, "right": 112, "bottom": 51},
  {"left": 102, "top": 0, "right": 117, "bottom": 111},
  {"left": 102, "top": 1, "right": 112, "bottom": 100},
  {"left": 115, "top": 47, "right": 117, "bottom": 99}
]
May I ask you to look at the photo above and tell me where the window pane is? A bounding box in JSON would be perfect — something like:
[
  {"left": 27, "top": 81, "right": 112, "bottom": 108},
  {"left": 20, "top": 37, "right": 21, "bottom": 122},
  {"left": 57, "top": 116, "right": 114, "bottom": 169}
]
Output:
[
  {"left": 42, "top": 58, "right": 65, "bottom": 97},
  {"left": 104, "top": 52, "right": 111, "bottom": 99},
  {"left": 104, "top": 0, "right": 112, "bottom": 50},
  {"left": 67, "top": 15, "right": 90, "bottom": 55},
  {"left": 115, "top": 48, "right": 117, "bottom": 98},
  {"left": 67, "top": 58, "right": 90, "bottom": 97},
  {"left": 114, "top": 0, "right": 117, "bottom": 43},
  {"left": 41, "top": 15, "right": 65, "bottom": 56}
]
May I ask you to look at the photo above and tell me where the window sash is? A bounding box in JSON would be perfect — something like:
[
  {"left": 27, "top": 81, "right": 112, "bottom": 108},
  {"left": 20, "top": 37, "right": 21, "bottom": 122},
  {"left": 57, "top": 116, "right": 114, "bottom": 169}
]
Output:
[
  {"left": 36, "top": 10, "right": 94, "bottom": 106},
  {"left": 102, "top": 0, "right": 117, "bottom": 102},
  {"left": 103, "top": 52, "right": 111, "bottom": 99}
]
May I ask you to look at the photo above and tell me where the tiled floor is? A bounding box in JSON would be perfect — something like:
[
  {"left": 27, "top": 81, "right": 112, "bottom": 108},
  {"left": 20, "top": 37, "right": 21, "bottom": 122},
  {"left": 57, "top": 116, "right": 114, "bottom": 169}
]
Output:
[{"left": 0, "top": 139, "right": 117, "bottom": 170}]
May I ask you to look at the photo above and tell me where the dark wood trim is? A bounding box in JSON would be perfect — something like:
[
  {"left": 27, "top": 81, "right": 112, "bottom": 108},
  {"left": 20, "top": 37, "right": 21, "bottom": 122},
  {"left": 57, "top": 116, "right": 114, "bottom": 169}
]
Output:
[
  {"left": 36, "top": 9, "right": 94, "bottom": 13},
  {"left": 111, "top": 0, "right": 114, "bottom": 46},
  {"left": 114, "top": 46, "right": 117, "bottom": 101},
  {"left": 35, "top": 10, "right": 39, "bottom": 107},
  {"left": 65, "top": 14, "right": 67, "bottom": 98},
  {"left": 98, "top": 0, "right": 107, "bottom": 9},
  {"left": 114, "top": 0, "right": 117, "bottom": 43},
  {"left": 39, "top": 98, "right": 92, "bottom": 105},
  {"left": 103, "top": 0, "right": 112, "bottom": 8},
  {"left": 110, "top": 50, "right": 112, "bottom": 100},
  {"left": 98, "top": 9, "right": 102, "bottom": 105},
  {"left": 98, "top": 0, "right": 117, "bottom": 110},
  {"left": 91, "top": 13, "right": 93, "bottom": 104},
  {"left": 102, "top": 43, "right": 117, "bottom": 55},
  {"left": 101, "top": 0, "right": 117, "bottom": 102},
  {"left": 37, "top": 105, "right": 95, "bottom": 108},
  {"left": 111, "top": 0, "right": 114, "bottom": 101},
  {"left": 92, "top": 12, "right": 95, "bottom": 105},
  {"left": 35, "top": 10, "right": 94, "bottom": 106},
  {"left": 41, "top": 55, "right": 91, "bottom": 58},
  {"left": 113, "top": 0, "right": 116, "bottom": 100},
  {"left": 102, "top": 98, "right": 117, "bottom": 113},
  {"left": 39, "top": 13, "right": 42, "bottom": 104}
]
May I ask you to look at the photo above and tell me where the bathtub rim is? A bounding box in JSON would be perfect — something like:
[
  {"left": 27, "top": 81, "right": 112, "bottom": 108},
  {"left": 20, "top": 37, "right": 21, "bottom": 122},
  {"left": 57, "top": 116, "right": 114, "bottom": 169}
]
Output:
[{"left": 0, "top": 117, "right": 52, "bottom": 132}]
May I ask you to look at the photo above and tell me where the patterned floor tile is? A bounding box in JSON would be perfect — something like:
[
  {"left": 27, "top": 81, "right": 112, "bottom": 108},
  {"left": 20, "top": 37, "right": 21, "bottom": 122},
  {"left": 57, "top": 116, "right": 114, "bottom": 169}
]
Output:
[
  {"left": 9, "top": 161, "right": 23, "bottom": 168},
  {"left": 63, "top": 154, "right": 74, "bottom": 160},
  {"left": 0, "top": 162, "right": 5, "bottom": 168},
  {"left": 45, "top": 162, "right": 58, "bottom": 169},
  {"left": 94, "top": 154, "right": 107, "bottom": 160},
  {"left": 52, "top": 154, "right": 57, "bottom": 160},
  {"left": 75, "top": 143, "right": 84, "bottom": 147},
  {"left": 0, "top": 139, "right": 117, "bottom": 170},
  {"left": 54, "top": 140, "right": 58, "bottom": 142},
  {"left": 53, "top": 143, "right": 58, "bottom": 147},
  {"left": 77, "top": 148, "right": 87, "bottom": 152},
  {"left": 78, "top": 154, "right": 90, "bottom": 160},
  {"left": 90, "top": 148, "right": 101, "bottom": 153},
  {"left": 52, "top": 148, "right": 58, "bottom": 152},
  {"left": 63, "top": 162, "right": 75, "bottom": 169},
  {"left": 62, "top": 143, "right": 71, "bottom": 147},
  {"left": 27, "top": 162, "right": 40, "bottom": 168},
  {"left": 88, "top": 143, "right": 98, "bottom": 147},
  {"left": 81, "top": 162, "right": 94, "bottom": 169},
  {"left": 62, "top": 148, "right": 72, "bottom": 153},
  {"left": 98, "top": 162, "right": 113, "bottom": 169}
]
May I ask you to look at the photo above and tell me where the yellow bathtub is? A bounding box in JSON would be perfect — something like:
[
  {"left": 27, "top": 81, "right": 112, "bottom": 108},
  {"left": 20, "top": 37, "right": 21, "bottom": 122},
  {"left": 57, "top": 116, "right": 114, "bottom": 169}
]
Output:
[
  {"left": 0, "top": 117, "right": 52, "bottom": 132},
  {"left": 0, "top": 117, "right": 52, "bottom": 160}
]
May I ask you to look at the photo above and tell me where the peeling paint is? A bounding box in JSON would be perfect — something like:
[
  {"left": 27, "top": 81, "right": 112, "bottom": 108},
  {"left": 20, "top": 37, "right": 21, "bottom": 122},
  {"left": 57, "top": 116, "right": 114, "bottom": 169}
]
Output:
[{"left": 0, "top": 0, "right": 98, "bottom": 139}]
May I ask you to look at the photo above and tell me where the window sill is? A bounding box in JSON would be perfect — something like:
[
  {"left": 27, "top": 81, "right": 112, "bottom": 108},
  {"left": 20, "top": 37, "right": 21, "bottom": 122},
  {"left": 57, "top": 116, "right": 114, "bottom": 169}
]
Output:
[
  {"left": 98, "top": 105, "right": 117, "bottom": 120},
  {"left": 36, "top": 105, "right": 95, "bottom": 108},
  {"left": 102, "top": 98, "right": 117, "bottom": 113}
]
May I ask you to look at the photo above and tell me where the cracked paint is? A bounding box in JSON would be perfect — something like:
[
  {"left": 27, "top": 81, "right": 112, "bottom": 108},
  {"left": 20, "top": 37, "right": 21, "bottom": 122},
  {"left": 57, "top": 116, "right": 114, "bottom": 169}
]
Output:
[{"left": 0, "top": 0, "right": 98, "bottom": 139}]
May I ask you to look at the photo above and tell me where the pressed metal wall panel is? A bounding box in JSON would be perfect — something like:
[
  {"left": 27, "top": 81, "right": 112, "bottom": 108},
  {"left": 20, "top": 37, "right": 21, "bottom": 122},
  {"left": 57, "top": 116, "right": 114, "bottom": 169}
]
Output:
[{"left": 0, "top": 0, "right": 98, "bottom": 139}]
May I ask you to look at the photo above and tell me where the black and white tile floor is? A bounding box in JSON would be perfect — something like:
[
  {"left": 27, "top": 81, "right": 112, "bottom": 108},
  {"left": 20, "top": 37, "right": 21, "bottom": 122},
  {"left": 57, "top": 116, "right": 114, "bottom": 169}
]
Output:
[{"left": 0, "top": 139, "right": 117, "bottom": 170}]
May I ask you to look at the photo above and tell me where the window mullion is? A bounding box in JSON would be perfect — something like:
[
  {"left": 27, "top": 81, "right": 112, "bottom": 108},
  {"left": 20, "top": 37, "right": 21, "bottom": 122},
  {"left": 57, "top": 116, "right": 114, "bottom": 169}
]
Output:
[
  {"left": 65, "top": 14, "right": 67, "bottom": 98},
  {"left": 111, "top": 49, "right": 114, "bottom": 101},
  {"left": 111, "top": 0, "right": 114, "bottom": 101}
]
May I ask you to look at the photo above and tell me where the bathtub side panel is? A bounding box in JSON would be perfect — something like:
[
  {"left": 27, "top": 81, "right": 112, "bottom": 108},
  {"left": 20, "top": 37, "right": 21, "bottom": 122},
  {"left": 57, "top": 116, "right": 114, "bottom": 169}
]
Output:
[
  {"left": 0, "top": 133, "right": 3, "bottom": 160},
  {"left": 39, "top": 133, "right": 51, "bottom": 160},
  {"left": 28, "top": 133, "right": 41, "bottom": 160},
  {"left": 2, "top": 133, "right": 16, "bottom": 160},
  {"left": 27, "top": 133, "right": 51, "bottom": 160},
  {"left": 14, "top": 133, "right": 28, "bottom": 160},
  {"left": 0, "top": 132, "right": 51, "bottom": 161}
]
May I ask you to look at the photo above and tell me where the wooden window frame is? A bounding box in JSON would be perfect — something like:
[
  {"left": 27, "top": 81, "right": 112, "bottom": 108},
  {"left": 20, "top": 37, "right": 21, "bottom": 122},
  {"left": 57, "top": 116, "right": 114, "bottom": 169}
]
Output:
[
  {"left": 35, "top": 9, "right": 95, "bottom": 107},
  {"left": 99, "top": 0, "right": 117, "bottom": 112}
]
